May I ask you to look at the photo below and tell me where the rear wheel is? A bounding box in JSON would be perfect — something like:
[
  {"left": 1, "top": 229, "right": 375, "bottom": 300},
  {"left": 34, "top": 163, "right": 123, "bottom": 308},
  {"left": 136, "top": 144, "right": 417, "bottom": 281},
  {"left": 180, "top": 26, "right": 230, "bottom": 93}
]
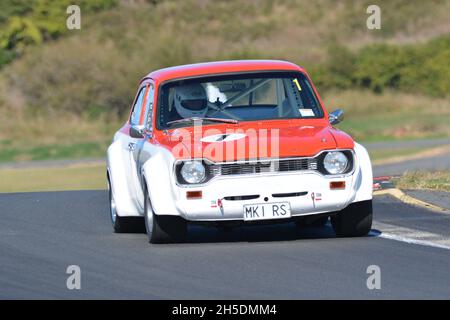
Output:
[
  {"left": 144, "top": 189, "right": 187, "bottom": 244},
  {"left": 108, "top": 179, "right": 139, "bottom": 233},
  {"left": 331, "top": 200, "right": 373, "bottom": 237}
]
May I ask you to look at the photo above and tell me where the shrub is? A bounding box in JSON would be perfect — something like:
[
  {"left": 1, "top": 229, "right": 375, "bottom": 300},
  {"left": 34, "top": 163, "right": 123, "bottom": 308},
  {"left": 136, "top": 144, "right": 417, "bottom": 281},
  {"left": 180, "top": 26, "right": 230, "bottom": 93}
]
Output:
[
  {"left": 1, "top": 0, "right": 449, "bottom": 121},
  {"left": 0, "top": 0, "right": 118, "bottom": 68},
  {"left": 310, "top": 44, "right": 356, "bottom": 90},
  {"left": 314, "top": 35, "right": 450, "bottom": 97}
]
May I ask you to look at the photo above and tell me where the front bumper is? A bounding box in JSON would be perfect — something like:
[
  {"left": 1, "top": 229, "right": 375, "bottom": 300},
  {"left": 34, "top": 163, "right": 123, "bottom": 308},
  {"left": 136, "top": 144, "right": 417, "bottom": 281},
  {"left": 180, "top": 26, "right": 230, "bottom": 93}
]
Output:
[{"left": 172, "top": 172, "right": 356, "bottom": 221}]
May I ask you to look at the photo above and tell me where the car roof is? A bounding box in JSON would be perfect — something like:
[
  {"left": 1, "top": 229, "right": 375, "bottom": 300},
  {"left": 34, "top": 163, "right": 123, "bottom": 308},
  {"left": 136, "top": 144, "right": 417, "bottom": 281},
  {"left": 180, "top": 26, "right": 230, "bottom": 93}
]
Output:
[{"left": 143, "top": 60, "right": 305, "bottom": 83}]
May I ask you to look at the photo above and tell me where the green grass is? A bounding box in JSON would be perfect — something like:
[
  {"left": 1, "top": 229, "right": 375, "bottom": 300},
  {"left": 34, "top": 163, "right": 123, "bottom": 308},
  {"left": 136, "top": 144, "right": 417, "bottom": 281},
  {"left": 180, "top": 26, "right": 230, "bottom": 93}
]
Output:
[
  {"left": 369, "top": 147, "right": 424, "bottom": 162},
  {"left": 0, "top": 112, "right": 120, "bottom": 163},
  {"left": 0, "top": 163, "right": 106, "bottom": 192},
  {"left": 0, "top": 141, "right": 107, "bottom": 162},
  {"left": 395, "top": 171, "right": 450, "bottom": 192},
  {"left": 322, "top": 90, "right": 450, "bottom": 142},
  {"left": 338, "top": 115, "right": 448, "bottom": 142}
]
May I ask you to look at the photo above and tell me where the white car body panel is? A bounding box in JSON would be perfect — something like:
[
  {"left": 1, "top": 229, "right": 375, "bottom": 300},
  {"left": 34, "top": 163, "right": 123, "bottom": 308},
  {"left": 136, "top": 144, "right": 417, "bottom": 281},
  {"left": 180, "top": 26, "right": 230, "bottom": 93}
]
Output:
[{"left": 107, "top": 133, "right": 373, "bottom": 222}]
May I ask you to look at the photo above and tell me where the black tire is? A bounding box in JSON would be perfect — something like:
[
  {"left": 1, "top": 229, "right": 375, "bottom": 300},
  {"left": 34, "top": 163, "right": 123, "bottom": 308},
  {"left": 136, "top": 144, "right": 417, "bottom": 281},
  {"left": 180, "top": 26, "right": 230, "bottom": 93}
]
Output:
[
  {"left": 144, "top": 189, "right": 187, "bottom": 244},
  {"left": 217, "top": 226, "right": 233, "bottom": 233},
  {"left": 309, "top": 216, "right": 329, "bottom": 227},
  {"left": 331, "top": 200, "right": 373, "bottom": 237},
  {"left": 294, "top": 215, "right": 329, "bottom": 227},
  {"left": 108, "top": 180, "right": 142, "bottom": 233}
]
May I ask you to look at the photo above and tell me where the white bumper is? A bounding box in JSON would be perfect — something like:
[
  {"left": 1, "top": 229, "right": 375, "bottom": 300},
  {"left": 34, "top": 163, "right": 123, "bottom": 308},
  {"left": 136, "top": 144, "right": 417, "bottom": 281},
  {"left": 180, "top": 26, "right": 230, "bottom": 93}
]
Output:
[
  {"left": 142, "top": 143, "right": 372, "bottom": 222},
  {"left": 174, "top": 173, "right": 355, "bottom": 221}
]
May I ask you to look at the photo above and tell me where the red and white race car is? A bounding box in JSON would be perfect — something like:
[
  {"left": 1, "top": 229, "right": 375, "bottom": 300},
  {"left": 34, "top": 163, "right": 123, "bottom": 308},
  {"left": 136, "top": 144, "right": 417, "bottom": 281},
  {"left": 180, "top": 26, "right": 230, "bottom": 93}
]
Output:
[{"left": 107, "top": 60, "right": 373, "bottom": 243}]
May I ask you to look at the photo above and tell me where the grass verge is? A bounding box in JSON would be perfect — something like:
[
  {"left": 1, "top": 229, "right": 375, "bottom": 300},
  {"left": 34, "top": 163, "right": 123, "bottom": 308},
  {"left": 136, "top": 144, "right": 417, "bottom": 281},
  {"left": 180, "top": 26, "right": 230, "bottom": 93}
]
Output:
[
  {"left": 371, "top": 145, "right": 450, "bottom": 165},
  {"left": 0, "top": 163, "right": 106, "bottom": 193},
  {"left": 369, "top": 147, "right": 424, "bottom": 162},
  {"left": 322, "top": 90, "right": 450, "bottom": 142},
  {"left": 0, "top": 141, "right": 108, "bottom": 163},
  {"left": 0, "top": 112, "right": 121, "bottom": 163},
  {"left": 395, "top": 171, "right": 450, "bottom": 192}
]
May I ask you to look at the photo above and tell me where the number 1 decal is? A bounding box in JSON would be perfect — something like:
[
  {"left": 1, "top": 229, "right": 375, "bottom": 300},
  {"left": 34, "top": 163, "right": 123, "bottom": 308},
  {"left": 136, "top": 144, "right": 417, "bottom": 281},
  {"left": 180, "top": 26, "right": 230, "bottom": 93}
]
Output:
[{"left": 293, "top": 78, "right": 302, "bottom": 91}]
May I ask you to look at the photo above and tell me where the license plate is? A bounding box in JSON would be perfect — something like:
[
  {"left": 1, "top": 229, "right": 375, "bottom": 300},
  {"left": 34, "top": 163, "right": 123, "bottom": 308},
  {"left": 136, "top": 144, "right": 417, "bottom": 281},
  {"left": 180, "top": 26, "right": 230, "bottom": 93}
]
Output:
[{"left": 243, "top": 202, "right": 291, "bottom": 221}]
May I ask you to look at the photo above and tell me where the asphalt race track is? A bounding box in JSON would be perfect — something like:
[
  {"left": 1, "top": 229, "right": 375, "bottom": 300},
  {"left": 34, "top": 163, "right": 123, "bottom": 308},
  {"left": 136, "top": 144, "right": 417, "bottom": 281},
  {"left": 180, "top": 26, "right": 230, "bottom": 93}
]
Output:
[{"left": 1, "top": 190, "right": 450, "bottom": 299}]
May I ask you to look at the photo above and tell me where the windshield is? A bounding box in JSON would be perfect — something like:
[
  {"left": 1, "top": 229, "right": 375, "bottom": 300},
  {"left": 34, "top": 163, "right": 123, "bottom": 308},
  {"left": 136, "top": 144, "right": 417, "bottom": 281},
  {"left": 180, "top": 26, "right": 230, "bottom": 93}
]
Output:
[{"left": 157, "top": 72, "right": 323, "bottom": 129}]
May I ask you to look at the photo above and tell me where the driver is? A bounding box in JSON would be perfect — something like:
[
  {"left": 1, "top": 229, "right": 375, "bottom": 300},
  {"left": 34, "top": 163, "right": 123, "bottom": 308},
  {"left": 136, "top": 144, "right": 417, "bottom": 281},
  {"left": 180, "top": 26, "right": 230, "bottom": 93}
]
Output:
[{"left": 171, "top": 84, "right": 209, "bottom": 120}]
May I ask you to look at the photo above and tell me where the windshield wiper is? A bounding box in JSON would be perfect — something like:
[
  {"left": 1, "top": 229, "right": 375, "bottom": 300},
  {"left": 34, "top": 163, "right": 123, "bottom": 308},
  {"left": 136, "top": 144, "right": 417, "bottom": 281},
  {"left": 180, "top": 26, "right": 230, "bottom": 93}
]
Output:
[{"left": 166, "top": 117, "right": 239, "bottom": 126}]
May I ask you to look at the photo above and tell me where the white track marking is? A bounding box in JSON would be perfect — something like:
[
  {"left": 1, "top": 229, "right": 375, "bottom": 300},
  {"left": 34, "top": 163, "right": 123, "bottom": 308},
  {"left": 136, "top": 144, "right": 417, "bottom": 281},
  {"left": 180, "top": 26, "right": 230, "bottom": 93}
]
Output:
[{"left": 371, "top": 221, "right": 450, "bottom": 251}]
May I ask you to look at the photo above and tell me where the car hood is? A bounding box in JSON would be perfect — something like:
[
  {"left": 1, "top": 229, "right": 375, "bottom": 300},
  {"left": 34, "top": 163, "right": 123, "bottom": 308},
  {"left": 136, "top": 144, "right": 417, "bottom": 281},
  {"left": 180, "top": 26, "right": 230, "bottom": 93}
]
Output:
[{"left": 156, "top": 120, "right": 354, "bottom": 162}]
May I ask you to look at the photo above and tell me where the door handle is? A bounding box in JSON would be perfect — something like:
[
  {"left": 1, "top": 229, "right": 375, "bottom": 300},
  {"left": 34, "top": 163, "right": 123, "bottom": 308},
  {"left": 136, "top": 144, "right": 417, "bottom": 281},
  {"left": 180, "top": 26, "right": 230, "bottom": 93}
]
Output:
[{"left": 128, "top": 142, "right": 136, "bottom": 151}]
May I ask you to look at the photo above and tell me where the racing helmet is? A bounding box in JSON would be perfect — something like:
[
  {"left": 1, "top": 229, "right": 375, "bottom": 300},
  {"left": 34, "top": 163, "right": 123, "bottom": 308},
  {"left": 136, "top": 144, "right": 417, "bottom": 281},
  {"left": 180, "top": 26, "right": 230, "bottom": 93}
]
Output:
[{"left": 174, "top": 84, "right": 208, "bottom": 119}]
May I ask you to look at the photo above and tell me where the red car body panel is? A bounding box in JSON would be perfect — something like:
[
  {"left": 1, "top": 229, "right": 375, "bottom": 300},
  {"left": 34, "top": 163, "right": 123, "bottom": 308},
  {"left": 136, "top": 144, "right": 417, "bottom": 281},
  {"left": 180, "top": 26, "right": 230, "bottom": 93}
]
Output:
[
  {"left": 123, "top": 60, "right": 354, "bottom": 161},
  {"left": 154, "top": 119, "right": 353, "bottom": 162},
  {"left": 144, "top": 60, "right": 303, "bottom": 84}
]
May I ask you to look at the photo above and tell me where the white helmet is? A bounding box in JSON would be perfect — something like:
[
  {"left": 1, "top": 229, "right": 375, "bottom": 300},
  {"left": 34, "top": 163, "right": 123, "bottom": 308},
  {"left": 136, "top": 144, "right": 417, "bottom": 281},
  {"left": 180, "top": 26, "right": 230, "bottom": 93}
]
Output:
[{"left": 174, "top": 84, "right": 208, "bottom": 119}]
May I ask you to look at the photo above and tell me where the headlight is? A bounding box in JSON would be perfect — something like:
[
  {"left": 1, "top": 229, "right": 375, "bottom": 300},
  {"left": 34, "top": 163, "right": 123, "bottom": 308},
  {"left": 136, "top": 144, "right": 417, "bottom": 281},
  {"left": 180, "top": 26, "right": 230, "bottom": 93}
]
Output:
[
  {"left": 180, "top": 161, "right": 206, "bottom": 184},
  {"left": 323, "top": 151, "right": 348, "bottom": 175}
]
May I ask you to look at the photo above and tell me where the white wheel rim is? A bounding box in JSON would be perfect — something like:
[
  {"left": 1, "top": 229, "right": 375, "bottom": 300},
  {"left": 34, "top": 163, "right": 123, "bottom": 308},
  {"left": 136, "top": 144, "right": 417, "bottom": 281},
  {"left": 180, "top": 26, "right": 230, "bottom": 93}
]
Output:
[
  {"left": 146, "top": 196, "right": 154, "bottom": 233},
  {"left": 108, "top": 182, "right": 117, "bottom": 223}
]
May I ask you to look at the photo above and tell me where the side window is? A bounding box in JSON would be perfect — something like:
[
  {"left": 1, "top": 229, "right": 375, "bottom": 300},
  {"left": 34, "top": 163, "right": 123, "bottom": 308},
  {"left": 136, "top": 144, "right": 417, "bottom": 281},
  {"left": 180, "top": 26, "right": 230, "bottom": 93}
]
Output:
[
  {"left": 144, "top": 84, "right": 155, "bottom": 131},
  {"left": 130, "top": 86, "right": 146, "bottom": 126}
]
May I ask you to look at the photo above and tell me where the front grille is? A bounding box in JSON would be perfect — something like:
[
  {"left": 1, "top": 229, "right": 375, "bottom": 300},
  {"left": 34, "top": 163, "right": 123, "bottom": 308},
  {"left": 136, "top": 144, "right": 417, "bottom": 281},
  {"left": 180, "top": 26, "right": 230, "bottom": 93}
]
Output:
[
  {"left": 209, "top": 158, "right": 318, "bottom": 177},
  {"left": 174, "top": 150, "right": 354, "bottom": 185}
]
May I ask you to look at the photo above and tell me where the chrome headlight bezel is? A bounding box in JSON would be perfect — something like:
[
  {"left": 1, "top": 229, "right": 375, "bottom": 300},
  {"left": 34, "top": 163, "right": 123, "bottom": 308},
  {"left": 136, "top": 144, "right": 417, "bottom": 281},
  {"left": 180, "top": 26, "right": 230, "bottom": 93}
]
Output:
[
  {"left": 179, "top": 160, "right": 206, "bottom": 184},
  {"left": 322, "top": 151, "right": 349, "bottom": 175}
]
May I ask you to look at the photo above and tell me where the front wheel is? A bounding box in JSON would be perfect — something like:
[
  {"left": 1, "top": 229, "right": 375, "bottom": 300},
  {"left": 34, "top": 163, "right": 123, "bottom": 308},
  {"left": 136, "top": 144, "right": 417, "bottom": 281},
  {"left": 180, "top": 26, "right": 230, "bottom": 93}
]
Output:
[
  {"left": 331, "top": 200, "right": 373, "bottom": 237},
  {"left": 144, "top": 189, "right": 187, "bottom": 244},
  {"left": 295, "top": 215, "right": 329, "bottom": 228}
]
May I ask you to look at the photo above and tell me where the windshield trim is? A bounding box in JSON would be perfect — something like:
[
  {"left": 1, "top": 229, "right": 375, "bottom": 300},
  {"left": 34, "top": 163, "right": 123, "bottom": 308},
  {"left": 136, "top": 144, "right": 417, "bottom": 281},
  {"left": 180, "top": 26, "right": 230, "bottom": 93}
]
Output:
[{"left": 155, "top": 70, "right": 325, "bottom": 131}]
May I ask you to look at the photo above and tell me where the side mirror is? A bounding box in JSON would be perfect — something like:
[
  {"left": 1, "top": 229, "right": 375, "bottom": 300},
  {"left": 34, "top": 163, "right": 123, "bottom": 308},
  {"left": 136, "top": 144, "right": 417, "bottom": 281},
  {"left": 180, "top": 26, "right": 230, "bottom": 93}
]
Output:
[
  {"left": 329, "top": 109, "right": 344, "bottom": 125},
  {"left": 130, "top": 125, "right": 145, "bottom": 138}
]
